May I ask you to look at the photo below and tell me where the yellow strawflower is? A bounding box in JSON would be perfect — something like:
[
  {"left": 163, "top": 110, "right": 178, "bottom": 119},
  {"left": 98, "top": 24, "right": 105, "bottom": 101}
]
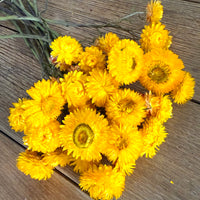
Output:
[
  {"left": 95, "top": 32, "right": 120, "bottom": 54},
  {"left": 171, "top": 72, "right": 195, "bottom": 104},
  {"left": 24, "top": 79, "right": 65, "bottom": 127},
  {"left": 145, "top": 92, "right": 173, "bottom": 123},
  {"left": 79, "top": 46, "right": 106, "bottom": 73},
  {"left": 105, "top": 89, "right": 146, "bottom": 127},
  {"left": 140, "top": 22, "right": 172, "bottom": 52},
  {"left": 141, "top": 118, "right": 168, "bottom": 158},
  {"left": 43, "top": 148, "right": 72, "bottom": 167},
  {"left": 79, "top": 165, "right": 125, "bottom": 200},
  {"left": 59, "top": 108, "right": 109, "bottom": 161},
  {"left": 140, "top": 48, "right": 185, "bottom": 95},
  {"left": 86, "top": 69, "right": 119, "bottom": 107},
  {"left": 23, "top": 120, "right": 61, "bottom": 153},
  {"left": 8, "top": 98, "right": 27, "bottom": 132},
  {"left": 17, "top": 150, "right": 54, "bottom": 180},
  {"left": 107, "top": 39, "right": 144, "bottom": 84},
  {"left": 104, "top": 124, "right": 143, "bottom": 175},
  {"left": 70, "top": 157, "right": 97, "bottom": 174},
  {"left": 60, "top": 71, "right": 89, "bottom": 108},
  {"left": 50, "top": 36, "right": 83, "bottom": 70},
  {"left": 146, "top": 0, "right": 163, "bottom": 23}
]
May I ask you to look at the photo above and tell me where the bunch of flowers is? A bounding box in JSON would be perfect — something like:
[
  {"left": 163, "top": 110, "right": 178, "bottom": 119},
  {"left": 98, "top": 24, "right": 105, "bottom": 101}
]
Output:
[{"left": 8, "top": 1, "right": 195, "bottom": 199}]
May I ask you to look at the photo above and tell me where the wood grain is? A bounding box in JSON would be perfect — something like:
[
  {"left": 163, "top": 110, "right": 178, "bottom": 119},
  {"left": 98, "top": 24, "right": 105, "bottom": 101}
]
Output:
[{"left": 0, "top": 132, "right": 90, "bottom": 200}]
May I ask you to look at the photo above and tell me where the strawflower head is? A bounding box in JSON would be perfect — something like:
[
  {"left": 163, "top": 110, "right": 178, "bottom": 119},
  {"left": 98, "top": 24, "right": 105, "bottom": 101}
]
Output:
[
  {"left": 8, "top": 98, "right": 27, "bottom": 132},
  {"left": 59, "top": 108, "right": 109, "bottom": 161},
  {"left": 23, "top": 120, "right": 61, "bottom": 153},
  {"left": 78, "top": 46, "right": 106, "bottom": 73},
  {"left": 105, "top": 88, "right": 146, "bottom": 127},
  {"left": 146, "top": 0, "right": 163, "bottom": 23},
  {"left": 171, "top": 72, "right": 195, "bottom": 104},
  {"left": 107, "top": 39, "right": 144, "bottom": 84},
  {"left": 50, "top": 35, "right": 83, "bottom": 70},
  {"left": 86, "top": 69, "right": 119, "bottom": 107},
  {"left": 24, "top": 79, "right": 65, "bottom": 127},
  {"left": 141, "top": 118, "right": 168, "bottom": 158},
  {"left": 104, "top": 123, "right": 143, "bottom": 175},
  {"left": 140, "top": 48, "right": 185, "bottom": 95},
  {"left": 145, "top": 92, "right": 173, "bottom": 123},
  {"left": 140, "top": 22, "right": 172, "bottom": 52},
  {"left": 95, "top": 32, "right": 120, "bottom": 54},
  {"left": 60, "top": 71, "right": 89, "bottom": 108},
  {"left": 17, "top": 150, "right": 54, "bottom": 180},
  {"left": 79, "top": 165, "right": 125, "bottom": 200}
]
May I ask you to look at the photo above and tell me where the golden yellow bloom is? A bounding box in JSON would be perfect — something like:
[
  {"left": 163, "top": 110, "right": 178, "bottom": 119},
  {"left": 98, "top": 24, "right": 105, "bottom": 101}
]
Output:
[
  {"left": 79, "top": 165, "right": 125, "bottom": 200},
  {"left": 95, "top": 32, "right": 120, "bottom": 54},
  {"left": 141, "top": 118, "right": 168, "bottom": 158},
  {"left": 86, "top": 69, "right": 119, "bottom": 107},
  {"left": 146, "top": 0, "right": 163, "bottom": 23},
  {"left": 79, "top": 46, "right": 106, "bottom": 73},
  {"left": 60, "top": 71, "right": 89, "bottom": 108},
  {"left": 24, "top": 79, "right": 65, "bottom": 127},
  {"left": 104, "top": 124, "right": 143, "bottom": 175},
  {"left": 43, "top": 148, "right": 72, "bottom": 167},
  {"left": 17, "top": 150, "right": 54, "bottom": 180},
  {"left": 23, "top": 120, "right": 61, "bottom": 153},
  {"left": 59, "top": 108, "right": 109, "bottom": 161},
  {"left": 70, "top": 157, "right": 97, "bottom": 174},
  {"left": 140, "top": 48, "right": 185, "bottom": 95},
  {"left": 107, "top": 39, "right": 144, "bottom": 84},
  {"left": 50, "top": 36, "right": 83, "bottom": 68},
  {"left": 171, "top": 72, "right": 195, "bottom": 104},
  {"left": 145, "top": 92, "right": 173, "bottom": 123},
  {"left": 105, "top": 89, "right": 146, "bottom": 127},
  {"left": 140, "top": 22, "right": 172, "bottom": 52},
  {"left": 8, "top": 98, "right": 27, "bottom": 132}
]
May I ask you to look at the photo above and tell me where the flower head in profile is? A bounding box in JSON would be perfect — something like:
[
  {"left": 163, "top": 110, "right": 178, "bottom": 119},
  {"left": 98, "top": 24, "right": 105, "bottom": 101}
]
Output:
[
  {"left": 141, "top": 118, "right": 168, "bottom": 158},
  {"left": 50, "top": 36, "right": 83, "bottom": 70},
  {"left": 146, "top": 0, "right": 163, "bottom": 23},
  {"left": 104, "top": 124, "right": 143, "bottom": 175},
  {"left": 140, "top": 48, "right": 185, "bottom": 95},
  {"left": 105, "top": 89, "right": 146, "bottom": 127},
  {"left": 23, "top": 120, "right": 61, "bottom": 153},
  {"left": 79, "top": 165, "right": 125, "bottom": 200},
  {"left": 24, "top": 79, "right": 65, "bottom": 127},
  {"left": 8, "top": 98, "right": 27, "bottom": 132},
  {"left": 140, "top": 22, "right": 172, "bottom": 52},
  {"left": 79, "top": 46, "right": 106, "bottom": 73},
  {"left": 171, "top": 72, "right": 195, "bottom": 104},
  {"left": 17, "top": 150, "right": 54, "bottom": 180},
  {"left": 107, "top": 39, "right": 144, "bottom": 84},
  {"left": 60, "top": 71, "right": 89, "bottom": 108},
  {"left": 43, "top": 148, "right": 72, "bottom": 167},
  {"left": 95, "top": 32, "right": 120, "bottom": 54},
  {"left": 86, "top": 69, "right": 119, "bottom": 107},
  {"left": 59, "top": 108, "right": 109, "bottom": 161}
]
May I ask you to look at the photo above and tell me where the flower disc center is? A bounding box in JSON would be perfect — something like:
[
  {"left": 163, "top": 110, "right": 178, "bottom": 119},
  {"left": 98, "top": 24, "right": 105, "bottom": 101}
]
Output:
[
  {"left": 148, "top": 65, "right": 169, "bottom": 84},
  {"left": 119, "top": 99, "right": 135, "bottom": 114},
  {"left": 73, "top": 123, "right": 94, "bottom": 148}
]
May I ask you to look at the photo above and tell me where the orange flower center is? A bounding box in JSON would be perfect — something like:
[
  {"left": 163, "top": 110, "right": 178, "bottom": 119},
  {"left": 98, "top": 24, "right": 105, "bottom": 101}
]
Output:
[
  {"left": 119, "top": 99, "right": 135, "bottom": 114},
  {"left": 148, "top": 65, "right": 169, "bottom": 83},
  {"left": 73, "top": 123, "right": 94, "bottom": 148}
]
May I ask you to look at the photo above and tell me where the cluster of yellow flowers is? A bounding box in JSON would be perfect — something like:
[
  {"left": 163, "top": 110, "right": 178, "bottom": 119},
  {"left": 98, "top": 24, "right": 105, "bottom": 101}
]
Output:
[{"left": 8, "top": 1, "right": 195, "bottom": 199}]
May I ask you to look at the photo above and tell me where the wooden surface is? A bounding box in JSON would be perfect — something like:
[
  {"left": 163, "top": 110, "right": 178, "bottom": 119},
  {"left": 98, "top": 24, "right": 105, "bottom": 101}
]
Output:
[{"left": 0, "top": 0, "right": 200, "bottom": 200}]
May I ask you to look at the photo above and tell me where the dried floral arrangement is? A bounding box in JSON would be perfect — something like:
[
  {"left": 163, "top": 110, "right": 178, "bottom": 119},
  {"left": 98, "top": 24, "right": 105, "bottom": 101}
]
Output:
[{"left": 5, "top": 0, "right": 195, "bottom": 200}]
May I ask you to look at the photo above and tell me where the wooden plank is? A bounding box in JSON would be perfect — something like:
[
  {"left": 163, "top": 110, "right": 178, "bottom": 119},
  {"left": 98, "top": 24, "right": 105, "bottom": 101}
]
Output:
[{"left": 0, "top": 132, "right": 90, "bottom": 200}]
